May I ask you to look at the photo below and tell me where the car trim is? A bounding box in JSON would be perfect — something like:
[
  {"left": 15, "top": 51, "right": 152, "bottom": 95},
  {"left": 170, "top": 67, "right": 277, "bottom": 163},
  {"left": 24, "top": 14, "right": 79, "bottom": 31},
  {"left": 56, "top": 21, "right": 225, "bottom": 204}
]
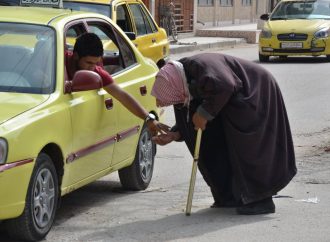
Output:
[
  {"left": 262, "top": 48, "right": 325, "bottom": 53},
  {"left": 0, "top": 159, "right": 34, "bottom": 173},
  {"left": 66, "top": 125, "right": 140, "bottom": 163},
  {"left": 116, "top": 125, "right": 140, "bottom": 142}
]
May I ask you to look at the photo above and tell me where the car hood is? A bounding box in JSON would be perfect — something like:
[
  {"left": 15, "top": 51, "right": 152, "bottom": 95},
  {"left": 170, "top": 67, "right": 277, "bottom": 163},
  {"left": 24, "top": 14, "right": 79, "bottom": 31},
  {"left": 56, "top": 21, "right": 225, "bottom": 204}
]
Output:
[
  {"left": 0, "top": 92, "right": 49, "bottom": 125},
  {"left": 266, "top": 19, "right": 330, "bottom": 33}
]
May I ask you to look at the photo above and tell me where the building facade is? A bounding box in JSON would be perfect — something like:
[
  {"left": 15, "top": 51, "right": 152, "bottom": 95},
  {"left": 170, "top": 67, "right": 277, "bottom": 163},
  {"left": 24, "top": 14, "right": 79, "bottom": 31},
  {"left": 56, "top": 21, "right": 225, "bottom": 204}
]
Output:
[
  {"left": 143, "top": 0, "right": 271, "bottom": 33},
  {"left": 196, "top": 0, "right": 269, "bottom": 27},
  {"left": 143, "top": 0, "right": 195, "bottom": 33}
]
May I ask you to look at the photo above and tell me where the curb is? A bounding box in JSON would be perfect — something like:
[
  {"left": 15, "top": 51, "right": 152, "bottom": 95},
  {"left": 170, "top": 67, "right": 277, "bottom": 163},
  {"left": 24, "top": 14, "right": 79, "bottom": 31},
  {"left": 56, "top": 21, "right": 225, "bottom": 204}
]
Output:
[
  {"left": 196, "top": 29, "right": 260, "bottom": 44},
  {"left": 169, "top": 38, "right": 247, "bottom": 55}
]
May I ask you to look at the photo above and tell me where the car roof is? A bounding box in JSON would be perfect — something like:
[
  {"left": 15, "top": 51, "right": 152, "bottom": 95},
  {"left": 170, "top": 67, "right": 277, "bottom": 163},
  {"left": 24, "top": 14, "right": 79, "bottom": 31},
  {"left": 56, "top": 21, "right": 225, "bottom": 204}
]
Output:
[
  {"left": 280, "top": 0, "right": 330, "bottom": 2},
  {"left": 63, "top": 0, "right": 141, "bottom": 5},
  {"left": 0, "top": 6, "right": 108, "bottom": 25}
]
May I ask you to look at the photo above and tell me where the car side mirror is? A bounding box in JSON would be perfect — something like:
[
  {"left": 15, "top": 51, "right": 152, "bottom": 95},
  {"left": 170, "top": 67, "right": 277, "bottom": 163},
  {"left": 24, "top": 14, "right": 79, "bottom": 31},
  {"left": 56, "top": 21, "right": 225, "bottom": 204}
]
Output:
[
  {"left": 65, "top": 70, "right": 102, "bottom": 94},
  {"left": 260, "top": 13, "right": 270, "bottom": 21},
  {"left": 125, "top": 32, "right": 136, "bottom": 40}
]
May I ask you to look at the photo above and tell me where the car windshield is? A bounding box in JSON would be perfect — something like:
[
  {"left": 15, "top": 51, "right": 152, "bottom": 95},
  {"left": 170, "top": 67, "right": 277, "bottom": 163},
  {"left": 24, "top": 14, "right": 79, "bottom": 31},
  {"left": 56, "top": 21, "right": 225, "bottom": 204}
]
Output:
[
  {"left": 271, "top": 0, "right": 330, "bottom": 20},
  {"left": 0, "top": 23, "right": 55, "bottom": 94},
  {"left": 63, "top": 2, "right": 112, "bottom": 17}
]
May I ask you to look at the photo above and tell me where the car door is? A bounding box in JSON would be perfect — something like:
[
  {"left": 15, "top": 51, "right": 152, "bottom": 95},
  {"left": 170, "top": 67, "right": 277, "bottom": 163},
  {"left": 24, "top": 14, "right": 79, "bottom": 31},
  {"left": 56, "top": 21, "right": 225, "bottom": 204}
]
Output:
[
  {"left": 63, "top": 21, "right": 117, "bottom": 185},
  {"left": 86, "top": 20, "right": 149, "bottom": 167},
  {"left": 116, "top": 2, "right": 161, "bottom": 62}
]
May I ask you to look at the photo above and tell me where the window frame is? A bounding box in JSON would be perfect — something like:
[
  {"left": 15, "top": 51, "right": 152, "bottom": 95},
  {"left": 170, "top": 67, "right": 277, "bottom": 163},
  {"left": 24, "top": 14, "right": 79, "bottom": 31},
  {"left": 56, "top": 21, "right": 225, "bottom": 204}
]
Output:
[
  {"left": 220, "top": 0, "right": 233, "bottom": 7},
  {"left": 198, "top": 0, "right": 214, "bottom": 6}
]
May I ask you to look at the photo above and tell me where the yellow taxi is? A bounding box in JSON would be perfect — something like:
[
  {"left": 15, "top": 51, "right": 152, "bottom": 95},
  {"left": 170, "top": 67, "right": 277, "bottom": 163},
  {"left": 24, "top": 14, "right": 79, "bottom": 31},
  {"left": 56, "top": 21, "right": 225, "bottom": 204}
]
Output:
[
  {"left": 63, "top": 0, "right": 170, "bottom": 68},
  {"left": 0, "top": 2, "right": 160, "bottom": 241},
  {"left": 259, "top": 0, "right": 330, "bottom": 62}
]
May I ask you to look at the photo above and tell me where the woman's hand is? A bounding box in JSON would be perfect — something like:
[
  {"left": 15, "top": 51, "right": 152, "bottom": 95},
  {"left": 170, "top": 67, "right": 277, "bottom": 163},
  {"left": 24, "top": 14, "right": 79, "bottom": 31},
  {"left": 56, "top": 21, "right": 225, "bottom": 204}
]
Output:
[
  {"left": 192, "top": 112, "right": 207, "bottom": 130},
  {"left": 152, "top": 131, "right": 181, "bottom": 146}
]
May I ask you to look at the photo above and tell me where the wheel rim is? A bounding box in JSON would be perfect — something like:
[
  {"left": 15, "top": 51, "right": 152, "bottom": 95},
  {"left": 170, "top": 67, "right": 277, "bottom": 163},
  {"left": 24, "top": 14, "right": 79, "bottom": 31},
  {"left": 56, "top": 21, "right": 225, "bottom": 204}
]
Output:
[
  {"left": 139, "top": 130, "right": 153, "bottom": 183},
  {"left": 33, "top": 168, "right": 55, "bottom": 228}
]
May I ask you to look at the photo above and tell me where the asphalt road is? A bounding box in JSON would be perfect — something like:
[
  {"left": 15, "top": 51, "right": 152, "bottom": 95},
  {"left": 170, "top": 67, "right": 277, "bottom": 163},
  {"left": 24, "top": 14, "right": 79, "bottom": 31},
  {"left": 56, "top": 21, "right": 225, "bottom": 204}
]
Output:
[{"left": 1, "top": 44, "right": 330, "bottom": 242}]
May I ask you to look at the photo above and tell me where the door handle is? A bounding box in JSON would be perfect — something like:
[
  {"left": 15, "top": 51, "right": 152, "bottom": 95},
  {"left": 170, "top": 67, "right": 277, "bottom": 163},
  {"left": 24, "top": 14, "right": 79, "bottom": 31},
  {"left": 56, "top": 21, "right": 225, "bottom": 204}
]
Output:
[
  {"left": 140, "top": 85, "right": 147, "bottom": 96},
  {"left": 105, "top": 98, "right": 113, "bottom": 110},
  {"left": 152, "top": 38, "right": 156, "bottom": 43}
]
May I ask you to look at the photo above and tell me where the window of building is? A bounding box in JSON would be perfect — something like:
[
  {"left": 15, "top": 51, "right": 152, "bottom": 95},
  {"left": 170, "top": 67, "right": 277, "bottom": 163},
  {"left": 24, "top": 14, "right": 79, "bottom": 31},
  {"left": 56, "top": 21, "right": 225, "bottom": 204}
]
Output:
[
  {"left": 242, "top": 0, "right": 252, "bottom": 6},
  {"left": 198, "top": 0, "right": 214, "bottom": 6},
  {"left": 220, "top": 0, "right": 233, "bottom": 6}
]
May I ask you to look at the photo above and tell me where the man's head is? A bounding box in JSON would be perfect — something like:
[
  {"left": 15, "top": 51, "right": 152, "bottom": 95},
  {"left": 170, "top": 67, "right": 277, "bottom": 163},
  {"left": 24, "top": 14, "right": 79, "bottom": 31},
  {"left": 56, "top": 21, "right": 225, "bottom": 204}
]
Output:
[{"left": 73, "top": 33, "right": 104, "bottom": 71}]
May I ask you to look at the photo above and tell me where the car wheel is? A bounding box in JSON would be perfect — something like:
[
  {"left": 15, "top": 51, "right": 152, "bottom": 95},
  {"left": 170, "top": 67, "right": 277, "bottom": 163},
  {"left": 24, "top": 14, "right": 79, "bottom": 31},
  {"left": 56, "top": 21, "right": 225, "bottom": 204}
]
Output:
[
  {"left": 326, "top": 55, "right": 330, "bottom": 61},
  {"left": 6, "top": 153, "right": 59, "bottom": 241},
  {"left": 259, "top": 53, "right": 270, "bottom": 62},
  {"left": 119, "top": 124, "right": 155, "bottom": 190}
]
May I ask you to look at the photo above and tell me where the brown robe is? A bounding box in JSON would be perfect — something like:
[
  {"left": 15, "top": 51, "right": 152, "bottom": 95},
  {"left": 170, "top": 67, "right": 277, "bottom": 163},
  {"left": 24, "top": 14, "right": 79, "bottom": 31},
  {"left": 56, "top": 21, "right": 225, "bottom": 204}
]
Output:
[{"left": 174, "top": 53, "right": 296, "bottom": 204}]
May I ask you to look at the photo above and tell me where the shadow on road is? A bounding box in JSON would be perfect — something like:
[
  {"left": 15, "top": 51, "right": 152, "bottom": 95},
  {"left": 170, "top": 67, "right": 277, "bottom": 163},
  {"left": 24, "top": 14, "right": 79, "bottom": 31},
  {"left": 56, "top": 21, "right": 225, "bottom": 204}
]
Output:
[
  {"left": 254, "top": 56, "right": 329, "bottom": 64},
  {"left": 76, "top": 208, "right": 273, "bottom": 241}
]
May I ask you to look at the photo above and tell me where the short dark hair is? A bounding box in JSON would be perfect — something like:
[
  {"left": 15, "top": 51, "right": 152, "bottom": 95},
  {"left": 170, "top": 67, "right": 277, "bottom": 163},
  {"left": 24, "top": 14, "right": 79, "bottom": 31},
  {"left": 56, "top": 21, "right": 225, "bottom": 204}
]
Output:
[{"left": 73, "top": 33, "right": 104, "bottom": 58}]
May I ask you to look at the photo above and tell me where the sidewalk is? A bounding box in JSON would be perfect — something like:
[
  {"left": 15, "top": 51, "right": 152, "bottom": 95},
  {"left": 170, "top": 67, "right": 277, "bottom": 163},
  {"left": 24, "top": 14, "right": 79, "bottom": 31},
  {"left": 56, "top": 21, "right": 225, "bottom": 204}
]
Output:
[{"left": 169, "top": 23, "right": 259, "bottom": 54}]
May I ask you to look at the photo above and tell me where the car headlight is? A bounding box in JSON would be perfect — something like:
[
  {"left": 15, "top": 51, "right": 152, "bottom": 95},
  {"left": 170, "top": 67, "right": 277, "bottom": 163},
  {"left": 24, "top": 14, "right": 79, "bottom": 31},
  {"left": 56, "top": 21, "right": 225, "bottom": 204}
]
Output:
[
  {"left": 260, "top": 29, "right": 272, "bottom": 39},
  {"left": 314, "top": 27, "right": 330, "bottom": 38},
  {"left": 0, "top": 138, "right": 8, "bottom": 165}
]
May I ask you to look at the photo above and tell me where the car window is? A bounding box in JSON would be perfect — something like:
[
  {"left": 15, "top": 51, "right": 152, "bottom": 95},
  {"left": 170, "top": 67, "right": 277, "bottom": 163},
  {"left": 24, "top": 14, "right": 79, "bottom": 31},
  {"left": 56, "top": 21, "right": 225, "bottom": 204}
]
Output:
[
  {"left": 66, "top": 24, "right": 86, "bottom": 51},
  {"left": 271, "top": 0, "right": 330, "bottom": 20},
  {"left": 0, "top": 23, "right": 55, "bottom": 94},
  {"left": 63, "top": 1, "right": 111, "bottom": 17},
  {"left": 0, "top": 0, "right": 19, "bottom": 5},
  {"left": 142, "top": 5, "right": 157, "bottom": 33},
  {"left": 129, "top": 3, "right": 155, "bottom": 36},
  {"left": 87, "top": 22, "right": 137, "bottom": 73},
  {"left": 116, "top": 4, "right": 134, "bottom": 33}
]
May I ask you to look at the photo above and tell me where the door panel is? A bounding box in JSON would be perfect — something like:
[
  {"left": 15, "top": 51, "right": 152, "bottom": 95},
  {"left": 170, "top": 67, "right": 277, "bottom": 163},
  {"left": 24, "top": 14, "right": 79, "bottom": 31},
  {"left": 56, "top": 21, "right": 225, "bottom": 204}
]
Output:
[
  {"left": 87, "top": 21, "right": 142, "bottom": 166},
  {"left": 64, "top": 23, "right": 117, "bottom": 185},
  {"left": 128, "top": 3, "right": 161, "bottom": 61},
  {"left": 66, "top": 90, "right": 117, "bottom": 184}
]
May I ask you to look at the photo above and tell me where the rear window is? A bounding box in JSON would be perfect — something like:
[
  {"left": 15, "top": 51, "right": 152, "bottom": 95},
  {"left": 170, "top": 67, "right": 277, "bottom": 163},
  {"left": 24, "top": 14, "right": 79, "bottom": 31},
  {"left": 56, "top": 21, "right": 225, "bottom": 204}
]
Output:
[{"left": 63, "top": 1, "right": 112, "bottom": 18}]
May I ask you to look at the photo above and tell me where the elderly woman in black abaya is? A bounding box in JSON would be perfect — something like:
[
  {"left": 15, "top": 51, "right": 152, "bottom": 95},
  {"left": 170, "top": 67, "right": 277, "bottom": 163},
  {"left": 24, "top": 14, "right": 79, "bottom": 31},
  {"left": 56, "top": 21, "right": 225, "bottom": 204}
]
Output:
[{"left": 151, "top": 53, "right": 297, "bottom": 215}]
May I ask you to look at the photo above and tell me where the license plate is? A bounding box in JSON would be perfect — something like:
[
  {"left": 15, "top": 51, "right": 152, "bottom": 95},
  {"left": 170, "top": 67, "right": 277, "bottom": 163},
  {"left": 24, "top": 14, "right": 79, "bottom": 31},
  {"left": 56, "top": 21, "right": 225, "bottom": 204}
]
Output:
[{"left": 281, "top": 42, "right": 303, "bottom": 49}]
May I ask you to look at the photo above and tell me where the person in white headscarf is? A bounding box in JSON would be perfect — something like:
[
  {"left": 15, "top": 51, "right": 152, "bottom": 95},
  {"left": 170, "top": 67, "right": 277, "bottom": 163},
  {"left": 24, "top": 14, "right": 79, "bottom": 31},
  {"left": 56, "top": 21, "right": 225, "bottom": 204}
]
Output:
[{"left": 151, "top": 53, "right": 296, "bottom": 215}]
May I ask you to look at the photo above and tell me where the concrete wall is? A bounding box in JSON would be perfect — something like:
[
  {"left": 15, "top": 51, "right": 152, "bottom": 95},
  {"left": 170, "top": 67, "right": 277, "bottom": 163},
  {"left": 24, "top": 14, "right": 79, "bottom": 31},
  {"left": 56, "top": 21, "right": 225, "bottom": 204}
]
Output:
[{"left": 197, "top": 0, "right": 268, "bottom": 27}]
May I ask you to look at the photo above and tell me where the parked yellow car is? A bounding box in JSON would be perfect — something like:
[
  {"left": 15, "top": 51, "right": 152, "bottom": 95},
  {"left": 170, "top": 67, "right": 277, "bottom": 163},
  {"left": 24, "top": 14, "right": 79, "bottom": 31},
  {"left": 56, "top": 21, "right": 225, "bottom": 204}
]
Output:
[
  {"left": 63, "top": 0, "right": 170, "bottom": 68},
  {"left": 259, "top": 0, "right": 330, "bottom": 62},
  {"left": 0, "top": 4, "right": 160, "bottom": 241}
]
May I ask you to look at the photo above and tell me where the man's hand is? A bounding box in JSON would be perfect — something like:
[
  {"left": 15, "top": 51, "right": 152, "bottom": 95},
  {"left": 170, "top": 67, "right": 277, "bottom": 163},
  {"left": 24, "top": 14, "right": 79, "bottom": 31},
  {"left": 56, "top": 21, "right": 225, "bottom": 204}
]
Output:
[
  {"left": 146, "top": 120, "right": 171, "bottom": 137},
  {"left": 152, "top": 131, "right": 181, "bottom": 146},
  {"left": 192, "top": 112, "right": 207, "bottom": 130}
]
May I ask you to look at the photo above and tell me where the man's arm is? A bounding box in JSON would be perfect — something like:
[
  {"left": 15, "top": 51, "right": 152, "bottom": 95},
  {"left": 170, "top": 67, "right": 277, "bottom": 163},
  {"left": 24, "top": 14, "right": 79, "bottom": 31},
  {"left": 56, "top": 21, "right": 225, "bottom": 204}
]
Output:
[
  {"left": 103, "top": 83, "right": 165, "bottom": 136},
  {"left": 104, "top": 82, "right": 149, "bottom": 120}
]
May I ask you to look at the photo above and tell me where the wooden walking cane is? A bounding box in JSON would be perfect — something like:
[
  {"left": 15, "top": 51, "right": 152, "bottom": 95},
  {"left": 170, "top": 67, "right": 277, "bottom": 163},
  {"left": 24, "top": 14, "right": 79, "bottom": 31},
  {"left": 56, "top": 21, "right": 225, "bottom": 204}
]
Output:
[{"left": 186, "top": 128, "right": 203, "bottom": 216}]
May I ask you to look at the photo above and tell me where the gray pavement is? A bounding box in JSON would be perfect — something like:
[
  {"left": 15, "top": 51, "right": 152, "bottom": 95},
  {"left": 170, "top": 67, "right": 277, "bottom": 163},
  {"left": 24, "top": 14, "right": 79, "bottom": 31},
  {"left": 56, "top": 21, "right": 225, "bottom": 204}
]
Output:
[{"left": 170, "top": 23, "right": 258, "bottom": 54}]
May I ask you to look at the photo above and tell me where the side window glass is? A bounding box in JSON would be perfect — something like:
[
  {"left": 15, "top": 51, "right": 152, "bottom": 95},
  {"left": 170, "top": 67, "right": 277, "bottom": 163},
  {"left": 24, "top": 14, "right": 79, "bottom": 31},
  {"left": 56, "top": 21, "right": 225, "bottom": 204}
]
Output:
[
  {"left": 88, "top": 23, "right": 136, "bottom": 74},
  {"left": 129, "top": 4, "right": 152, "bottom": 36},
  {"left": 65, "top": 24, "right": 86, "bottom": 51},
  {"left": 143, "top": 6, "right": 157, "bottom": 32},
  {"left": 113, "top": 28, "right": 136, "bottom": 68},
  {"left": 116, "top": 4, "right": 133, "bottom": 32},
  {"left": 64, "top": 23, "right": 87, "bottom": 81}
]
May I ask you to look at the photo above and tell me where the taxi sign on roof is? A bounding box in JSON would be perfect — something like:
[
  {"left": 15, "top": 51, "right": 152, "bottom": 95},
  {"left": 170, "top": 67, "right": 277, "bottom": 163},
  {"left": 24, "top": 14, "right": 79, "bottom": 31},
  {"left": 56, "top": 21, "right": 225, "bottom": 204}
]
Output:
[{"left": 20, "top": 0, "right": 62, "bottom": 8}]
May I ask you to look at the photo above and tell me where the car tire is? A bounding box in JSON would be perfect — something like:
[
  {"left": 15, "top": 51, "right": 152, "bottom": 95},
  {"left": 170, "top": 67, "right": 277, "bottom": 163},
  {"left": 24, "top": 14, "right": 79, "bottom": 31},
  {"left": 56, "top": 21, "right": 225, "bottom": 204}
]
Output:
[
  {"left": 119, "top": 124, "right": 156, "bottom": 191},
  {"left": 259, "top": 53, "right": 270, "bottom": 62},
  {"left": 326, "top": 55, "right": 330, "bottom": 61},
  {"left": 6, "top": 153, "right": 59, "bottom": 241}
]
